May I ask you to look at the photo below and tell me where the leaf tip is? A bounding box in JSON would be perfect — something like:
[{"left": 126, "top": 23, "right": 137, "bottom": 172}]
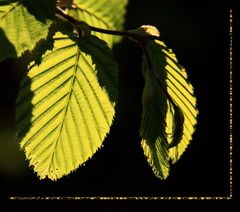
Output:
[{"left": 141, "top": 139, "right": 170, "bottom": 180}]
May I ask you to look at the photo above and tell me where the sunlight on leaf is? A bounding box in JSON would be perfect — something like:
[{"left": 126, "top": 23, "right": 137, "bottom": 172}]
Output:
[
  {"left": 16, "top": 31, "right": 118, "bottom": 180},
  {"left": 0, "top": 0, "right": 55, "bottom": 62},
  {"left": 67, "top": 0, "right": 128, "bottom": 46},
  {"left": 140, "top": 37, "right": 198, "bottom": 179}
]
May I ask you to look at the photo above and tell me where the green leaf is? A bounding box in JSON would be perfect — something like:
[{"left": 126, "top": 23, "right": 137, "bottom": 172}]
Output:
[
  {"left": 16, "top": 32, "right": 118, "bottom": 180},
  {"left": 0, "top": 0, "right": 55, "bottom": 62},
  {"left": 140, "top": 70, "right": 171, "bottom": 179},
  {"left": 66, "top": 0, "right": 128, "bottom": 46},
  {"left": 140, "top": 40, "right": 198, "bottom": 179}
]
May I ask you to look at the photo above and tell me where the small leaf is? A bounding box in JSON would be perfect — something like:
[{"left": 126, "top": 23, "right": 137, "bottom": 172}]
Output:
[
  {"left": 66, "top": 0, "right": 128, "bottom": 46},
  {"left": 0, "top": 0, "right": 55, "bottom": 62},
  {"left": 16, "top": 31, "right": 118, "bottom": 180},
  {"left": 140, "top": 39, "right": 198, "bottom": 179}
]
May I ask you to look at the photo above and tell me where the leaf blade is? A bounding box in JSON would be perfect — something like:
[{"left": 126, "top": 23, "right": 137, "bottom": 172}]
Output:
[
  {"left": 154, "top": 40, "right": 198, "bottom": 163},
  {"left": 0, "top": 0, "right": 55, "bottom": 62},
  {"left": 140, "top": 39, "right": 198, "bottom": 179},
  {"left": 16, "top": 32, "right": 118, "bottom": 180}
]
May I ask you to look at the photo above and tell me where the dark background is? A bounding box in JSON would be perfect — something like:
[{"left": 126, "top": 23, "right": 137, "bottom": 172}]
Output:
[{"left": 0, "top": 0, "right": 235, "bottom": 204}]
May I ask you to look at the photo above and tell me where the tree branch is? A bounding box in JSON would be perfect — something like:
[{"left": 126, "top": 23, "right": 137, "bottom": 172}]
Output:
[{"left": 56, "top": 6, "right": 161, "bottom": 42}]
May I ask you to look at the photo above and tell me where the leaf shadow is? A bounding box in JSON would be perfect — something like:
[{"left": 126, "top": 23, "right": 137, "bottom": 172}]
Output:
[
  {"left": 140, "top": 50, "right": 170, "bottom": 176},
  {"left": 15, "top": 75, "right": 33, "bottom": 144},
  {"left": 13, "top": 20, "right": 67, "bottom": 151},
  {"left": 140, "top": 41, "right": 185, "bottom": 175},
  {"left": 21, "top": 0, "right": 55, "bottom": 23},
  {"left": 0, "top": 28, "right": 17, "bottom": 62},
  {"left": 0, "top": 0, "right": 18, "bottom": 6},
  {"left": 0, "top": 0, "right": 55, "bottom": 23},
  {"left": 156, "top": 44, "right": 185, "bottom": 150},
  {"left": 27, "top": 17, "right": 73, "bottom": 66},
  {"left": 77, "top": 35, "right": 118, "bottom": 103}
]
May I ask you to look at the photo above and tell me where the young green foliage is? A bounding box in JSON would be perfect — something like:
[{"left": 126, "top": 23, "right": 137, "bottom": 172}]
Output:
[
  {"left": 16, "top": 31, "right": 118, "bottom": 180},
  {"left": 0, "top": 0, "right": 198, "bottom": 181},
  {"left": 140, "top": 34, "right": 198, "bottom": 179}
]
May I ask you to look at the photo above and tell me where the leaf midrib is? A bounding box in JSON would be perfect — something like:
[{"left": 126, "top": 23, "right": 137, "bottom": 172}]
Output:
[{"left": 48, "top": 44, "right": 81, "bottom": 172}]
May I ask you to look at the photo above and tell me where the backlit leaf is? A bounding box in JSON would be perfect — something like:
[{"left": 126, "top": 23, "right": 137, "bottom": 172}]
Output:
[
  {"left": 16, "top": 31, "right": 118, "bottom": 180},
  {"left": 0, "top": 0, "right": 55, "bottom": 62},
  {"left": 66, "top": 0, "right": 128, "bottom": 46},
  {"left": 140, "top": 39, "right": 198, "bottom": 179}
]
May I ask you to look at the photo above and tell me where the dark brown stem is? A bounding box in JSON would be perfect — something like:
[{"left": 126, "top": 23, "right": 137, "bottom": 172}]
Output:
[
  {"left": 56, "top": 6, "right": 161, "bottom": 42},
  {"left": 56, "top": 6, "right": 79, "bottom": 25}
]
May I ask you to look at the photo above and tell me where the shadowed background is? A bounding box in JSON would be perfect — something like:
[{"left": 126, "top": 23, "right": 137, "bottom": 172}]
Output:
[{"left": 0, "top": 0, "right": 230, "bottom": 199}]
